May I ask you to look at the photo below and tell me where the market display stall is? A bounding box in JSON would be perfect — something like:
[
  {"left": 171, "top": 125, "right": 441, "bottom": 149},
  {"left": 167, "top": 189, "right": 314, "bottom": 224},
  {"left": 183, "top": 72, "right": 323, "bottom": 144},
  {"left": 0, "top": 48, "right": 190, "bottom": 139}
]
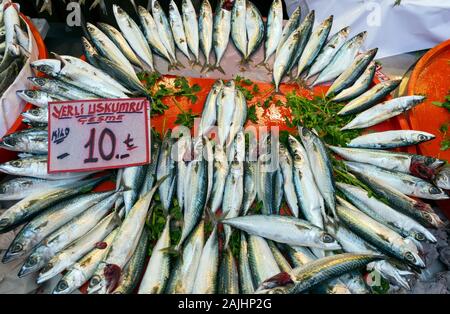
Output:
[{"left": 0, "top": 0, "right": 449, "bottom": 295}]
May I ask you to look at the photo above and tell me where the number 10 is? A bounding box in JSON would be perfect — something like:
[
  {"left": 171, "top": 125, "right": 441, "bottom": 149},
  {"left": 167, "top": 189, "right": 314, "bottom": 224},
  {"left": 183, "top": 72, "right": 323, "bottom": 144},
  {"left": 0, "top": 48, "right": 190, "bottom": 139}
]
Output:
[{"left": 84, "top": 128, "right": 117, "bottom": 163}]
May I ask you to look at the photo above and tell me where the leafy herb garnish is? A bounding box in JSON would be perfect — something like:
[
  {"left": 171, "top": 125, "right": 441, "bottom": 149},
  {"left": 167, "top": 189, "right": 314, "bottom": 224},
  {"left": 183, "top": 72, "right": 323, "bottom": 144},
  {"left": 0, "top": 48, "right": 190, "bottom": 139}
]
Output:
[{"left": 247, "top": 105, "right": 258, "bottom": 123}]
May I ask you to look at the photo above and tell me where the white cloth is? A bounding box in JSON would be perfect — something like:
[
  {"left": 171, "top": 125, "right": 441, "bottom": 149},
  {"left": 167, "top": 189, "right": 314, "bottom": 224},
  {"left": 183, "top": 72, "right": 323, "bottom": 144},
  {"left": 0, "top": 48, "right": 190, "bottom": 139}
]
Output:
[
  {"left": 0, "top": 10, "right": 39, "bottom": 138},
  {"left": 285, "top": 0, "right": 450, "bottom": 59}
]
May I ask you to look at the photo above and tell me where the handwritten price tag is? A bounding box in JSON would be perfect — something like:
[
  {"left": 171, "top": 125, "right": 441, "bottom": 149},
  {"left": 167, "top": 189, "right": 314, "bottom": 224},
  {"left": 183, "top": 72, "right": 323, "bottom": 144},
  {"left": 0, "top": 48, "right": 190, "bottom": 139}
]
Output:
[{"left": 48, "top": 98, "right": 150, "bottom": 173}]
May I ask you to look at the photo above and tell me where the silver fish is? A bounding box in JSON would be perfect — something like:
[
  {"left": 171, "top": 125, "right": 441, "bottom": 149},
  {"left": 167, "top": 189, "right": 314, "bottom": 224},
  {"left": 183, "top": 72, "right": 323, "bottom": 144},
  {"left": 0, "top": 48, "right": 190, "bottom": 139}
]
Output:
[
  {"left": 263, "top": 0, "right": 283, "bottom": 64},
  {"left": 231, "top": 0, "right": 247, "bottom": 58},
  {"left": 326, "top": 48, "right": 378, "bottom": 96},
  {"left": 223, "top": 215, "right": 341, "bottom": 250},
  {"left": 218, "top": 247, "right": 239, "bottom": 294},
  {"left": 120, "top": 166, "right": 146, "bottom": 214},
  {"left": 2, "top": 191, "right": 113, "bottom": 263},
  {"left": 435, "top": 165, "right": 450, "bottom": 190},
  {"left": 210, "top": 145, "right": 229, "bottom": 214},
  {"left": 157, "top": 131, "right": 177, "bottom": 212},
  {"left": 245, "top": 1, "right": 264, "bottom": 62},
  {"left": 97, "top": 22, "right": 143, "bottom": 68},
  {"left": 182, "top": 0, "right": 200, "bottom": 63},
  {"left": 199, "top": 0, "right": 213, "bottom": 68},
  {"left": 191, "top": 226, "right": 219, "bottom": 294},
  {"left": 138, "top": 216, "right": 171, "bottom": 294},
  {"left": 337, "top": 182, "right": 437, "bottom": 242},
  {"left": 347, "top": 130, "right": 435, "bottom": 149},
  {"left": 256, "top": 253, "right": 383, "bottom": 294},
  {"left": 344, "top": 161, "right": 448, "bottom": 200},
  {"left": 267, "top": 240, "right": 292, "bottom": 274},
  {"left": 113, "top": 5, "right": 154, "bottom": 71},
  {"left": 217, "top": 80, "right": 236, "bottom": 146},
  {"left": 342, "top": 95, "right": 425, "bottom": 130},
  {"left": 149, "top": 1, "right": 177, "bottom": 65},
  {"left": 332, "top": 62, "right": 376, "bottom": 102},
  {"left": 328, "top": 145, "right": 446, "bottom": 181},
  {"left": 338, "top": 79, "right": 402, "bottom": 115},
  {"left": 16, "top": 90, "right": 68, "bottom": 108},
  {"left": 276, "top": 6, "right": 301, "bottom": 57},
  {"left": 288, "top": 135, "right": 325, "bottom": 227},
  {"left": 286, "top": 10, "right": 315, "bottom": 74},
  {"left": 313, "top": 31, "right": 367, "bottom": 86},
  {"left": 299, "top": 127, "right": 336, "bottom": 219},
  {"left": 239, "top": 232, "right": 255, "bottom": 294},
  {"left": 168, "top": 0, "right": 191, "bottom": 61},
  {"left": 173, "top": 133, "right": 191, "bottom": 213},
  {"left": 296, "top": 15, "right": 333, "bottom": 78},
  {"left": 28, "top": 77, "right": 99, "bottom": 100},
  {"left": 22, "top": 107, "right": 48, "bottom": 125},
  {"left": 247, "top": 235, "right": 280, "bottom": 287},
  {"left": 0, "top": 127, "right": 48, "bottom": 154},
  {"left": 199, "top": 79, "right": 223, "bottom": 136},
  {"left": 213, "top": 4, "right": 232, "bottom": 74},
  {"left": 242, "top": 147, "right": 257, "bottom": 216},
  {"left": 227, "top": 89, "right": 247, "bottom": 145},
  {"left": 277, "top": 144, "right": 297, "bottom": 217}
]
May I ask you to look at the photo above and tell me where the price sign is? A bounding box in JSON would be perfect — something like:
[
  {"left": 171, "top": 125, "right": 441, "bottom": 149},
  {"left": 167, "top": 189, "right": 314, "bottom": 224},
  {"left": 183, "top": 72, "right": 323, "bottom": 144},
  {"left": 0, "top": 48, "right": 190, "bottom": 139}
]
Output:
[{"left": 48, "top": 98, "right": 150, "bottom": 173}]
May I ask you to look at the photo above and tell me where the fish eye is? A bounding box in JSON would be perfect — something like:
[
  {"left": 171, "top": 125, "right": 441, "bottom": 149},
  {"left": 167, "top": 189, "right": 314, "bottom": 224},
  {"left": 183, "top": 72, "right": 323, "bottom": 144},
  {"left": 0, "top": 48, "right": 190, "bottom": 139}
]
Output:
[
  {"left": 56, "top": 280, "right": 68, "bottom": 292},
  {"left": 11, "top": 243, "right": 23, "bottom": 253},
  {"left": 24, "top": 90, "right": 36, "bottom": 97},
  {"left": 11, "top": 160, "right": 22, "bottom": 167},
  {"left": 321, "top": 233, "right": 335, "bottom": 243},
  {"left": 404, "top": 252, "right": 416, "bottom": 263},
  {"left": 415, "top": 233, "right": 426, "bottom": 242},
  {"left": 0, "top": 218, "right": 10, "bottom": 228},
  {"left": 26, "top": 255, "right": 39, "bottom": 267},
  {"left": 429, "top": 186, "right": 441, "bottom": 195},
  {"left": 41, "top": 262, "right": 53, "bottom": 273},
  {"left": 422, "top": 212, "right": 433, "bottom": 223},
  {"left": 418, "top": 134, "right": 428, "bottom": 141},
  {"left": 90, "top": 276, "right": 101, "bottom": 287}
]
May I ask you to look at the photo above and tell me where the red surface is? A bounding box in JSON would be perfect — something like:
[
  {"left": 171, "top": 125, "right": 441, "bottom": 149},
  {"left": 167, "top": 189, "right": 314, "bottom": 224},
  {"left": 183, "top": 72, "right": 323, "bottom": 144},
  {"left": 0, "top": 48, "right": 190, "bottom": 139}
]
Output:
[{"left": 407, "top": 39, "right": 450, "bottom": 162}]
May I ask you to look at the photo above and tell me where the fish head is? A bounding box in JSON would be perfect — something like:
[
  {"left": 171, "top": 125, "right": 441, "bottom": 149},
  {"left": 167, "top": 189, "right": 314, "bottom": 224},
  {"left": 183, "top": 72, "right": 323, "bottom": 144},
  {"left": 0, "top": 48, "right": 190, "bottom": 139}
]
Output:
[
  {"left": 88, "top": 263, "right": 108, "bottom": 294},
  {"left": 402, "top": 250, "right": 425, "bottom": 269},
  {"left": 316, "top": 231, "right": 342, "bottom": 250},
  {"left": 421, "top": 211, "right": 446, "bottom": 229},
  {"left": 410, "top": 155, "right": 446, "bottom": 180},
  {"left": 255, "top": 272, "right": 295, "bottom": 294},
  {"left": 81, "top": 37, "right": 98, "bottom": 56},
  {"left": 2, "top": 238, "right": 29, "bottom": 263},
  {"left": 53, "top": 275, "right": 77, "bottom": 294},
  {"left": 18, "top": 252, "right": 45, "bottom": 277},
  {"left": 16, "top": 90, "right": 41, "bottom": 102},
  {"left": 37, "top": 260, "right": 58, "bottom": 284},
  {"left": 0, "top": 158, "right": 26, "bottom": 174},
  {"left": 212, "top": 80, "right": 224, "bottom": 93},
  {"left": 413, "top": 132, "right": 435, "bottom": 144},
  {"left": 28, "top": 77, "right": 48, "bottom": 88},
  {"left": 31, "top": 59, "right": 61, "bottom": 76},
  {"left": 0, "top": 134, "right": 18, "bottom": 149}
]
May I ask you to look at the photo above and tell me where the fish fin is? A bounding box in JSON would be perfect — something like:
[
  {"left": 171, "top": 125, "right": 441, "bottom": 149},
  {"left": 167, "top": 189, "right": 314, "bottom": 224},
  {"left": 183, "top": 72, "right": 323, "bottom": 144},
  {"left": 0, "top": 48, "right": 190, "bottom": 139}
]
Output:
[{"left": 212, "top": 65, "right": 226, "bottom": 75}]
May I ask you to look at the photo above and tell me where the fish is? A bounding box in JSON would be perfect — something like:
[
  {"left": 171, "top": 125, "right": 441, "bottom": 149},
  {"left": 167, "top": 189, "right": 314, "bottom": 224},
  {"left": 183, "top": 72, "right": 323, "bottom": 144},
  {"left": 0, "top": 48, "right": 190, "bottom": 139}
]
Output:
[
  {"left": 222, "top": 145, "right": 244, "bottom": 248},
  {"left": 0, "top": 176, "right": 80, "bottom": 202},
  {"left": 347, "top": 130, "right": 435, "bottom": 149},
  {"left": 37, "top": 213, "right": 121, "bottom": 284},
  {"left": 262, "top": 0, "right": 283, "bottom": 65},
  {"left": 332, "top": 62, "right": 376, "bottom": 102},
  {"left": 138, "top": 216, "right": 171, "bottom": 294},
  {"left": 165, "top": 220, "right": 204, "bottom": 294},
  {"left": 0, "top": 127, "right": 48, "bottom": 154},
  {"left": 273, "top": 167, "right": 284, "bottom": 215},
  {"left": 276, "top": 6, "right": 301, "bottom": 57},
  {"left": 0, "top": 156, "right": 95, "bottom": 181},
  {"left": 2, "top": 191, "right": 113, "bottom": 263},
  {"left": 286, "top": 11, "right": 315, "bottom": 74},
  {"left": 326, "top": 48, "right": 378, "bottom": 96},
  {"left": 245, "top": 1, "right": 264, "bottom": 63},
  {"left": 328, "top": 145, "right": 446, "bottom": 181},
  {"left": 168, "top": 0, "right": 191, "bottom": 61},
  {"left": 284, "top": 245, "right": 316, "bottom": 268},
  {"left": 4, "top": 4, "right": 20, "bottom": 48},
  {"left": 238, "top": 232, "right": 255, "bottom": 294},
  {"left": 217, "top": 80, "right": 236, "bottom": 146},
  {"left": 28, "top": 76, "right": 99, "bottom": 100},
  {"left": 342, "top": 95, "right": 426, "bottom": 130},
  {"left": 278, "top": 143, "right": 298, "bottom": 217},
  {"left": 87, "top": 178, "right": 165, "bottom": 294},
  {"left": 299, "top": 127, "right": 336, "bottom": 219},
  {"left": 288, "top": 135, "right": 325, "bottom": 227},
  {"left": 18, "top": 192, "right": 121, "bottom": 277},
  {"left": 325, "top": 219, "right": 413, "bottom": 290},
  {"left": 97, "top": 22, "right": 143, "bottom": 68},
  {"left": 15, "top": 24, "right": 29, "bottom": 52},
  {"left": 351, "top": 171, "right": 444, "bottom": 229},
  {"left": 230, "top": 0, "right": 247, "bottom": 59},
  {"left": 86, "top": 22, "right": 136, "bottom": 76},
  {"left": 267, "top": 241, "right": 292, "bottom": 273},
  {"left": 227, "top": 90, "right": 247, "bottom": 146},
  {"left": 335, "top": 202, "right": 425, "bottom": 269},
  {"left": 52, "top": 229, "right": 119, "bottom": 294},
  {"left": 148, "top": 1, "right": 178, "bottom": 66},
  {"left": 173, "top": 132, "right": 191, "bottom": 213},
  {"left": 16, "top": 90, "right": 68, "bottom": 108},
  {"left": 119, "top": 166, "right": 146, "bottom": 215},
  {"left": 182, "top": 0, "right": 200, "bottom": 64},
  {"left": 257, "top": 151, "right": 276, "bottom": 215},
  {"left": 313, "top": 31, "right": 367, "bottom": 86},
  {"left": 199, "top": 0, "right": 213, "bottom": 69},
  {"left": 222, "top": 215, "right": 341, "bottom": 250},
  {"left": 113, "top": 5, "right": 154, "bottom": 72},
  {"left": 139, "top": 5, "right": 175, "bottom": 66},
  {"left": 337, "top": 182, "right": 437, "bottom": 242},
  {"left": 247, "top": 235, "right": 280, "bottom": 287},
  {"left": 296, "top": 15, "right": 333, "bottom": 78},
  {"left": 139, "top": 135, "right": 161, "bottom": 198},
  {"left": 191, "top": 227, "right": 219, "bottom": 294},
  {"left": 199, "top": 80, "right": 223, "bottom": 136},
  {"left": 344, "top": 161, "right": 448, "bottom": 200},
  {"left": 113, "top": 229, "right": 149, "bottom": 294},
  {"left": 218, "top": 248, "right": 239, "bottom": 294},
  {"left": 156, "top": 131, "right": 177, "bottom": 213},
  {"left": 212, "top": 3, "right": 232, "bottom": 74},
  {"left": 21, "top": 107, "right": 48, "bottom": 125},
  {"left": 177, "top": 138, "right": 208, "bottom": 249},
  {"left": 242, "top": 147, "right": 257, "bottom": 216},
  {"left": 256, "top": 253, "right": 383, "bottom": 294},
  {"left": 338, "top": 79, "right": 402, "bottom": 115},
  {"left": 0, "top": 177, "right": 105, "bottom": 234},
  {"left": 434, "top": 165, "right": 450, "bottom": 190},
  {"left": 210, "top": 145, "right": 229, "bottom": 214}
]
